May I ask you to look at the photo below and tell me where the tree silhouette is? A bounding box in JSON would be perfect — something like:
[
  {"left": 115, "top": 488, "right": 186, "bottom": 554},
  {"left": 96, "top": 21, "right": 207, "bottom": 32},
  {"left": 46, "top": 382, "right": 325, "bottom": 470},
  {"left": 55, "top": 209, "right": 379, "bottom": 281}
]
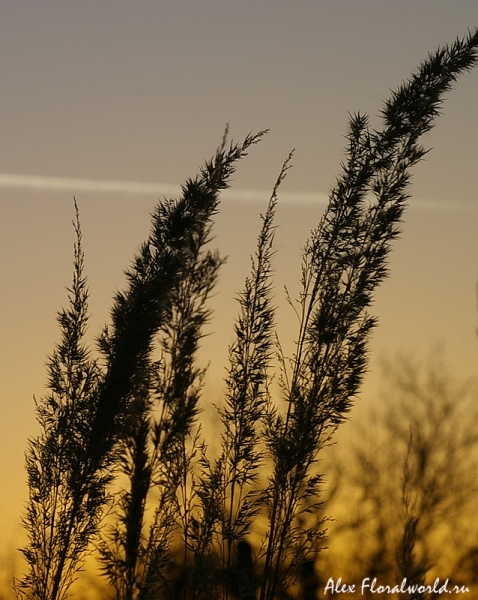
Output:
[{"left": 322, "top": 354, "right": 478, "bottom": 597}]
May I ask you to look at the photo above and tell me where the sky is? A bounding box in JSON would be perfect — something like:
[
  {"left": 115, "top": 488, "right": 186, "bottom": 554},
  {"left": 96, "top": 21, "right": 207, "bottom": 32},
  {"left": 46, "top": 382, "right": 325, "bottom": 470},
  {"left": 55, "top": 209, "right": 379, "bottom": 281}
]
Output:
[{"left": 1, "top": 0, "right": 478, "bottom": 557}]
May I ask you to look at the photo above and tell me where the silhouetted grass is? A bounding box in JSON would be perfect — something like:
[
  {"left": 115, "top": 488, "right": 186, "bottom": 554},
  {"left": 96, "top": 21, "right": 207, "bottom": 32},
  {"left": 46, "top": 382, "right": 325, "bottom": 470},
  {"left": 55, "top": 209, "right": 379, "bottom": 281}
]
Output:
[{"left": 15, "top": 29, "right": 478, "bottom": 600}]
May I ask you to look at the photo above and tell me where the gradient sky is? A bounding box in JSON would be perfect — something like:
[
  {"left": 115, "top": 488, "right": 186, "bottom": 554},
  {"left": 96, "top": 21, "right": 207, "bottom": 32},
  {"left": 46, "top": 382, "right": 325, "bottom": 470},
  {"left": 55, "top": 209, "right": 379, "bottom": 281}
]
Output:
[{"left": 1, "top": 1, "right": 478, "bottom": 552}]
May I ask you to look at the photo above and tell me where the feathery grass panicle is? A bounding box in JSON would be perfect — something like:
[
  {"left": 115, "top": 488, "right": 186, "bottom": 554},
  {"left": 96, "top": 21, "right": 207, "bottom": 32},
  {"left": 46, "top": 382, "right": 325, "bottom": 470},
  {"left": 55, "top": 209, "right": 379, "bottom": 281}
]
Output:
[
  {"left": 258, "top": 29, "right": 478, "bottom": 600},
  {"left": 17, "top": 131, "right": 266, "bottom": 600},
  {"left": 98, "top": 130, "right": 264, "bottom": 600},
  {"left": 17, "top": 200, "right": 103, "bottom": 600},
  {"left": 93, "top": 128, "right": 266, "bottom": 465},
  {"left": 133, "top": 218, "right": 224, "bottom": 599},
  {"left": 216, "top": 153, "right": 293, "bottom": 597}
]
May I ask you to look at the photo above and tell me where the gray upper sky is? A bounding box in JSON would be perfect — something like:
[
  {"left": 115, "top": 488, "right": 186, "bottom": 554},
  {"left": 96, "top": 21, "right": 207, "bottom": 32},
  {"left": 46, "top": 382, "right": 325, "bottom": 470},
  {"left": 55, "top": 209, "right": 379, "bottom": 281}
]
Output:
[{"left": 1, "top": 0, "right": 478, "bottom": 198}]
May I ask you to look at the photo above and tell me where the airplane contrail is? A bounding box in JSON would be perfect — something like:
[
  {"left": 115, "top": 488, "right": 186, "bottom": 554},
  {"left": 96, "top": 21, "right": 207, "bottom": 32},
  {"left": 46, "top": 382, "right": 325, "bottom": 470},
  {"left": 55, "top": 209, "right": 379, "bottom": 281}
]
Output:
[
  {"left": 0, "top": 172, "right": 467, "bottom": 211},
  {"left": 0, "top": 172, "right": 326, "bottom": 204},
  {"left": 0, "top": 173, "right": 327, "bottom": 203},
  {"left": 0, "top": 173, "right": 181, "bottom": 196}
]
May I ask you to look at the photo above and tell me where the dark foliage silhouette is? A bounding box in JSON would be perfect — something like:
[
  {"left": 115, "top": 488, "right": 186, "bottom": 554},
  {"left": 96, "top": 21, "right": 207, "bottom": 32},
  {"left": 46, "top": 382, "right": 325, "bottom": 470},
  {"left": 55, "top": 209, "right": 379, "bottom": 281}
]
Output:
[
  {"left": 15, "top": 30, "right": 478, "bottom": 600},
  {"left": 321, "top": 355, "right": 478, "bottom": 598}
]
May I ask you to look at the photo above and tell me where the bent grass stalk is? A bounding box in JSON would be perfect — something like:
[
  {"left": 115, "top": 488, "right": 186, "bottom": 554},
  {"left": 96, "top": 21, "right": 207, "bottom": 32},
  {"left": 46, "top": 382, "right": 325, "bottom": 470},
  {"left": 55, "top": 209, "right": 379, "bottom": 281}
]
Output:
[
  {"left": 16, "top": 131, "right": 265, "bottom": 600},
  {"left": 258, "top": 30, "right": 478, "bottom": 600}
]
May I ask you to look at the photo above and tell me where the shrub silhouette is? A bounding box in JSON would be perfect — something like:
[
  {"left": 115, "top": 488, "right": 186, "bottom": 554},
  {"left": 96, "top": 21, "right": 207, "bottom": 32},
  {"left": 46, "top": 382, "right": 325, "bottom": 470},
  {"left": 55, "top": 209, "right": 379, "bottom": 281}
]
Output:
[
  {"left": 321, "top": 354, "right": 478, "bottom": 598},
  {"left": 15, "top": 30, "right": 478, "bottom": 600}
]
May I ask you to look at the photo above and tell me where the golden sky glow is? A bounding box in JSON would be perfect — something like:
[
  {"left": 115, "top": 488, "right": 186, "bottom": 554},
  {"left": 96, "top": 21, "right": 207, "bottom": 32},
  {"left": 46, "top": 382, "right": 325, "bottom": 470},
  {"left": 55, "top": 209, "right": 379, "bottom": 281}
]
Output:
[{"left": 1, "top": 0, "right": 478, "bottom": 554}]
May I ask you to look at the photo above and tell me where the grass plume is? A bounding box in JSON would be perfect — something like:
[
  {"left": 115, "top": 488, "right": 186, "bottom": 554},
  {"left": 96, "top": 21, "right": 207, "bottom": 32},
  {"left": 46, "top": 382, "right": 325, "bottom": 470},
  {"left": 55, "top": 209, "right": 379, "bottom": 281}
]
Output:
[
  {"left": 17, "top": 131, "right": 265, "bottom": 600},
  {"left": 15, "top": 29, "right": 478, "bottom": 600},
  {"left": 258, "top": 29, "right": 478, "bottom": 600}
]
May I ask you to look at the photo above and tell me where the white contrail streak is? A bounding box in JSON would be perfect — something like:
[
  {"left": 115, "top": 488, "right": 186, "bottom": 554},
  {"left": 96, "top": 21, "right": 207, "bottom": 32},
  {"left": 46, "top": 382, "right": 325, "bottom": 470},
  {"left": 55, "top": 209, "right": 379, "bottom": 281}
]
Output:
[
  {"left": 0, "top": 173, "right": 181, "bottom": 196},
  {"left": 0, "top": 172, "right": 327, "bottom": 204},
  {"left": 0, "top": 172, "right": 326, "bottom": 203},
  {"left": 0, "top": 172, "right": 468, "bottom": 211}
]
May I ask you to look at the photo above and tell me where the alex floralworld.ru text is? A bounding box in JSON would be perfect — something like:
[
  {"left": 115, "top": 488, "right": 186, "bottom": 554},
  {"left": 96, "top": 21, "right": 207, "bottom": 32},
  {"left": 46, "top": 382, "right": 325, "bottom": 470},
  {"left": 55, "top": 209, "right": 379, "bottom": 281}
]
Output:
[{"left": 323, "top": 577, "right": 470, "bottom": 595}]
